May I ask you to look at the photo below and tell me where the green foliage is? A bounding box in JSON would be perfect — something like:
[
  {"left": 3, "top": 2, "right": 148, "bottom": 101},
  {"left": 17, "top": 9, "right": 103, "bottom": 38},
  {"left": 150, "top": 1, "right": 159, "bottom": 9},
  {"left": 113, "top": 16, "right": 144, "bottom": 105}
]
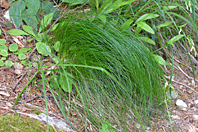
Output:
[
  {"left": 5, "top": 60, "right": 13, "bottom": 68},
  {"left": 99, "top": 122, "right": 115, "bottom": 132},
  {"left": 62, "top": 0, "right": 87, "bottom": 6},
  {"left": 36, "top": 42, "right": 51, "bottom": 56},
  {"left": 48, "top": 20, "right": 165, "bottom": 130},
  {"left": 9, "top": 0, "right": 198, "bottom": 131},
  {"left": 8, "top": 29, "right": 29, "bottom": 36},
  {"left": 0, "top": 49, "right": 8, "bottom": 57},
  {"left": 9, "top": 43, "right": 18, "bottom": 52},
  {"left": 0, "top": 39, "right": 6, "bottom": 45},
  {"left": 18, "top": 54, "right": 27, "bottom": 60},
  {"left": 9, "top": 0, "right": 57, "bottom": 29},
  {"left": 0, "top": 60, "right": 4, "bottom": 66}
]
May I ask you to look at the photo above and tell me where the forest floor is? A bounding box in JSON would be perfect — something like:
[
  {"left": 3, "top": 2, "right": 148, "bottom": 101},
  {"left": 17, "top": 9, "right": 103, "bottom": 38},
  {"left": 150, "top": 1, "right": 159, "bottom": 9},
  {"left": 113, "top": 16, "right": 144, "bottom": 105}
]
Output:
[{"left": 0, "top": 7, "right": 198, "bottom": 132}]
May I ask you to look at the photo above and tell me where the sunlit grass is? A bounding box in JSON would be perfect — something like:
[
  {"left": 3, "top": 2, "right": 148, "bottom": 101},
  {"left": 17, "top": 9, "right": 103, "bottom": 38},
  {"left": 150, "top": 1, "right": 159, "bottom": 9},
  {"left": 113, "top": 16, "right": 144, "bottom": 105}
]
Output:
[{"left": 40, "top": 19, "right": 166, "bottom": 131}]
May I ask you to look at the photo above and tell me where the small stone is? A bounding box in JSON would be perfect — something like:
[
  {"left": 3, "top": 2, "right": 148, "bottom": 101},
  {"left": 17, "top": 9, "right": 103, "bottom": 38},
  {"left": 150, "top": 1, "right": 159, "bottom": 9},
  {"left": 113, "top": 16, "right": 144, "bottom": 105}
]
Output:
[
  {"left": 13, "top": 63, "right": 24, "bottom": 70},
  {"left": 176, "top": 99, "right": 187, "bottom": 108},
  {"left": 14, "top": 69, "right": 23, "bottom": 75},
  {"left": 135, "top": 123, "right": 141, "bottom": 129},
  {"left": 193, "top": 115, "right": 198, "bottom": 121},
  {"left": 6, "top": 102, "right": 13, "bottom": 107},
  {"left": 0, "top": 91, "right": 10, "bottom": 97},
  {"left": 3, "top": 10, "right": 11, "bottom": 21},
  {"left": 171, "top": 115, "right": 180, "bottom": 120}
]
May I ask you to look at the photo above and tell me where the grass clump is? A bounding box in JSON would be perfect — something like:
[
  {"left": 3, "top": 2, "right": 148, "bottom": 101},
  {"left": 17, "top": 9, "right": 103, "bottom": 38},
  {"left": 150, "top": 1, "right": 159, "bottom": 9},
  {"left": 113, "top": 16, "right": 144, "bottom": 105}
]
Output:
[{"left": 44, "top": 19, "right": 166, "bottom": 131}]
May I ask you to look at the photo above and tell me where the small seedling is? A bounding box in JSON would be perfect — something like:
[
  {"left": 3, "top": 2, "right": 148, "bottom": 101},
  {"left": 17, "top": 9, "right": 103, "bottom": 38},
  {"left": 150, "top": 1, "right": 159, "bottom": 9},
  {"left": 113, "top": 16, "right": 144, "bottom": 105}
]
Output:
[
  {"left": 0, "top": 49, "right": 8, "bottom": 57},
  {"left": 18, "top": 54, "right": 27, "bottom": 60},
  {"left": 5, "top": 60, "right": 13, "bottom": 68},
  {"left": 0, "top": 39, "right": 6, "bottom": 45},
  {"left": 9, "top": 43, "right": 18, "bottom": 52},
  {"left": 0, "top": 60, "right": 4, "bottom": 66}
]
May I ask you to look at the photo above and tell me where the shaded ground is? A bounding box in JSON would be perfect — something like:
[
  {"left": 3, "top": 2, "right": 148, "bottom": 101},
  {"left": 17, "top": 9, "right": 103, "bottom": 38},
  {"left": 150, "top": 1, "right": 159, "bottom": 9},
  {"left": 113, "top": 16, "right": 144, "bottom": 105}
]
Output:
[{"left": 0, "top": 7, "right": 198, "bottom": 132}]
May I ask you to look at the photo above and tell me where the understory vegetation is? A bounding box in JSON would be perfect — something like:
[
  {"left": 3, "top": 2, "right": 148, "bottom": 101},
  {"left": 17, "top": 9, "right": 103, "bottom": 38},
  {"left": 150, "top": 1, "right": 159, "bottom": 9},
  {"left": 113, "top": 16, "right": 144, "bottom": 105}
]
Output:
[{"left": 5, "top": 0, "right": 198, "bottom": 131}]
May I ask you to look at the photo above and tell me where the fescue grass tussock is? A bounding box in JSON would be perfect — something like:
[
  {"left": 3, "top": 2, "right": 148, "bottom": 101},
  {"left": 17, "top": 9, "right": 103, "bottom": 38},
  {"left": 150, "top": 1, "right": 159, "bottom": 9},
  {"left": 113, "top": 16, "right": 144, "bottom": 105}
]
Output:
[{"left": 48, "top": 19, "right": 165, "bottom": 130}]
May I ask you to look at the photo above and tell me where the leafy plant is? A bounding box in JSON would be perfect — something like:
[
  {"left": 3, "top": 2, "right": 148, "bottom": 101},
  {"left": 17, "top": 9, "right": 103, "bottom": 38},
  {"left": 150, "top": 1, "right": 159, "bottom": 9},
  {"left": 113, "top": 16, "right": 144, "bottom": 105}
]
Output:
[
  {"left": 45, "top": 19, "right": 165, "bottom": 131},
  {"left": 99, "top": 122, "right": 115, "bottom": 132},
  {"left": 5, "top": 60, "right": 13, "bottom": 68},
  {"left": 9, "top": 0, "right": 58, "bottom": 29},
  {"left": 9, "top": 43, "right": 18, "bottom": 52},
  {"left": 8, "top": 13, "right": 53, "bottom": 57}
]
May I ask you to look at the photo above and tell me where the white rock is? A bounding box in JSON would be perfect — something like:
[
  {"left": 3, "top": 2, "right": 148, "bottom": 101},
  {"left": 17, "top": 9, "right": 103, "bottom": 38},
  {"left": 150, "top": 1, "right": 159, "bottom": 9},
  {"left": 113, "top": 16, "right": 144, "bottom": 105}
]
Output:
[
  {"left": 171, "top": 115, "right": 180, "bottom": 120},
  {"left": 176, "top": 99, "right": 187, "bottom": 108},
  {"left": 0, "top": 91, "right": 10, "bottom": 97},
  {"left": 195, "top": 100, "right": 198, "bottom": 104},
  {"left": 13, "top": 63, "right": 24, "bottom": 70},
  {"left": 14, "top": 69, "right": 23, "bottom": 75},
  {"left": 193, "top": 115, "right": 198, "bottom": 121},
  {"left": 3, "top": 10, "right": 11, "bottom": 21},
  {"left": 38, "top": 113, "right": 74, "bottom": 131},
  {"left": 135, "top": 123, "right": 141, "bottom": 129}
]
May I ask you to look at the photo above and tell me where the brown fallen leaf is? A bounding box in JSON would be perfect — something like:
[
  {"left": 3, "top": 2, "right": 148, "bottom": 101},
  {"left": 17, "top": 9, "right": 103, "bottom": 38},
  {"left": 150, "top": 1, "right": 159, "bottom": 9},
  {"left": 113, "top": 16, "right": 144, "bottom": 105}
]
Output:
[{"left": 1, "top": 0, "right": 11, "bottom": 9}]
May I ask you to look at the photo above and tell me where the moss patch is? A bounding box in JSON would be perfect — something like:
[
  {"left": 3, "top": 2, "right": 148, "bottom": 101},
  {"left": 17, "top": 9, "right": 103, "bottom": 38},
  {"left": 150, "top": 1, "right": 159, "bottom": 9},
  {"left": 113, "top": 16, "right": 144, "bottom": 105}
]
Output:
[{"left": 0, "top": 114, "right": 66, "bottom": 132}]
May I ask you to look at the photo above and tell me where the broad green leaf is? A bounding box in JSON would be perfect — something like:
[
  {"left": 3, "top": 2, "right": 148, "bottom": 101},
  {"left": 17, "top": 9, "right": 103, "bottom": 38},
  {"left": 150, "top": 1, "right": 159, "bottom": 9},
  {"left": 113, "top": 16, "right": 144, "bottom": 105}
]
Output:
[
  {"left": 23, "top": 0, "right": 40, "bottom": 13},
  {"left": 0, "top": 39, "right": 6, "bottom": 45},
  {"left": 98, "top": 14, "right": 106, "bottom": 23},
  {"left": 22, "top": 25, "right": 35, "bottom": 36},
  {"left": 135, "top": 25, "right": 142, "bottom": 35},
  {"left": 36, "top": 42, "right": 51, "bottom": 56},
  {"left": 1, "top": 57, "right": 6, "bottom": 60},
  {"left": 50, "top": 23, "right": 59, "bottom": 32},
  {"left": 152, "top": 54, "right": 170, "bottom": 66},
  {"left": 42, "top": 1, "right": 59, "bottom": 20},
  {"left": 135, "top": 14, "right": 159, "bottom": 23},
  {"left": 138, "top": 37, "right": 156, "bottom": 45},
  {"left": 104, "top": 0, "right": 122, "bottom": 14},
  {"left": 137, "top": 22, "right": 154, "bottom": 34},
  {"left": 166, "top": 35, "right": 185, "bottom": 46},
  {"left": 5, "top": 60, "right": 13, "bottom": 68},
  {"left": 63, "top": 0, "right": 87, "bottom": 6},
  {"left": 21, "top": 60, "right": 29, "bottom": 65},
  {"left": 18, "top": 54, "right": 27, "bottom": 60},
  {"left": 35, "top": 32, "right": 49, "bottom": 41},
  {"left": 120, "top": 0, "right": 135, "bottom": 6},
  {"left": 161, "top": 6, "right": 178, "bottom": 11},
  {"left": 9, "top": 1, "right": 26, "bottom": 28},
  {"left": 21, "top": 9, "right": 37, "bottom": 30},
  {"left": 120, "top": 17, "right": 134, "bottom": 31},
  {"left": 0, "top": 50, "right": 8, "bottom": 57},
  {"left": 8, "top": 29, "right": 29, "bottom": 36},
  {"left": 99, "top": 0, "right": 112, "bottom": 14},
  {"left": 54, "top": 41, "right": 60, "bottom": 52},
  {"left": 50, "top": 74, "right": 58, "bottom": 89},
  {"left": 39, "top": 13, "right": 54, "bottom": 33},
  {"left": 14, "top": 48, "right": 29, "bottom": 55},
  {"left": 157, "top": 22, "right": 172, "bottom": 29},
  {"left": 9, "top": 43, "right": 18, "bottom": 52},
  {"left": 0, "top": 45, "right": 8, "bottom": 51},
  {"left": 59, "top": 74, "right": 73, "bottom": 92},
  {"left": 0, "top": 60, "right": 4, "bottom": 66},
  {"left": 27, "top": 38, "right": 34, "bottom": 42}
]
